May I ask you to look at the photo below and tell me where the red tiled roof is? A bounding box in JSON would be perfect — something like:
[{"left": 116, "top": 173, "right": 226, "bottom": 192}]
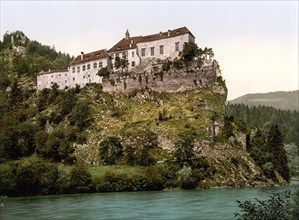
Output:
[
  {"left": 108, "top": 27, "right": 194, "bottom": 53},
  {"left": 70, "top": 49, "right": 108, "bottom": 65},
  {"left": 37, "top": 69, "right": 68, "bottom": 76}
]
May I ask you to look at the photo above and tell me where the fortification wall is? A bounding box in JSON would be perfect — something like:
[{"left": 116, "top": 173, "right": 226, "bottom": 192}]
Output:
[{"left": 102, "top": 65, "right": 217, "bottom": 93}]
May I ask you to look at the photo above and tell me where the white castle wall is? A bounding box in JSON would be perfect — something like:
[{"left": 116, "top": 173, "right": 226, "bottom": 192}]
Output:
[{"left": 137, "top": 33, "right": 195, "bottom": 61}]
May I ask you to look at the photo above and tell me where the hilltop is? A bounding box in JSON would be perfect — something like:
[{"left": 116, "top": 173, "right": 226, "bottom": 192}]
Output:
[
  {"left": 0, "top": 31, "right": 291, "bottom": 196},
  {"left": 228, "top": 90, "right": 299, "bottom": 112}
]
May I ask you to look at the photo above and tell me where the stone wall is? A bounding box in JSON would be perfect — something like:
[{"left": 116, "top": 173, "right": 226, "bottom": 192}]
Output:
[{"left": 102, "top": 64, "right": 217, "bottom": 93}]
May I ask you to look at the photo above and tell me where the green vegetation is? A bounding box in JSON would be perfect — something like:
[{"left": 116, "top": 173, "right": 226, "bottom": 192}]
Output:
[
  {"left": 235, "top": 189, "right": 299, "bottom": 220},
  {"left": 0, "top": 31, "right": 293, "bottom": 197},
  {"left": 225, "top": 103, "right": 299, "bottom": 178},
  {"left": 97, "top": 67, "right": 110, "bottom": 78},
  {"left": 114, "top": 54, "right": 129, "bottom": 73}
]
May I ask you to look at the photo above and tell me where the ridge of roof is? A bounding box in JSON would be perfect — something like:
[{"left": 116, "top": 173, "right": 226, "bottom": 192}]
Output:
[
  {"left": 37, "top": 69, "right": 68, "bottom": 76},
  {"left": 70, "top": 49, "right": 108, "bottom": 65},
  {"left": 108, "top": 27, "right": 194, "bottom": 53}
]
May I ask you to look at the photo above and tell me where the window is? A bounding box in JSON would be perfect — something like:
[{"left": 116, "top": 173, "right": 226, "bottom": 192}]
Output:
[
  {"left": 59, "top": 74, "right": 61, "bottom": 77},
  {"left": 122, "top": 52, "right": 126, "bottom": 58},
  {"left": 160, "top": 45, "right": 164, "bottom": 54},
  {"left": 141, "top": 48, "right": 145, "bottom": 57},
  {"left": 51, "top": 82, "right": 53, "bottom": 84},
  {"left": 51, "top": 75, "right": 53, "bottom": 78},
  {"left": 65, "top": 74, "right": 67, "bottom": 76},
  {"left": 72, "top": 67, "right": 75, "bottom": 73},
  {"left": 93, "top": 62, "right": 97, "bottom": 68},
  {"left": 87, "top": 64, "right": 90, "bottom": 70},
  {"left": 175, "top": 42, "right": 180, "bottom": 51},
  {"left": 83, "top": 65, "right": 86, "bottom": 71},
  {"left": 99, "top": 62, "right": 103, "bottom": 68},
  {"left": 132, "top": 51, "right": 134, "bottom": 57},
  {"left": 132, "top": 61, "right": 135, "bottom": 67},
  {"left": 83, "top": 76, "right": 85, "bottom": 79},
  {"left": 65, "top": 80, "right": 67, "bottom": 83},
  {"left": 77, "top": 66, "right": 80, "bottom": 73},
  {"left": 73, "top": 77, "right": 75, "bottom": 81},
  {"left": 88, "top": 74, "right": 90, "bottom": 77},
  {"left": 150, "top": 47, "right": 155, "bottom": 56}
]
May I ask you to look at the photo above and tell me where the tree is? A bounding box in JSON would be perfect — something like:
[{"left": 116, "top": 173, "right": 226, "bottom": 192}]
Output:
[
  {"left": 123, "top": 129, "right": 158, "bottom": 166},
  {"left": 267, "top": 124, "right": 290, "bottom": 181},
  {"left": 69, "top": 100, "right": 92, "bottom": 131},
  {"left": 174, "top": 133, "right": 195, "bottom": 167},
  {"left": 114, "top": 55, "right": 129, "bottom": 73},
  {"left": 180, "top": 42, "right": 199, "bottom": 61},
  {"left": 222, "top": 116, "right": 234, "bottom": 139},
  {"left": 97, "top": 67, "right": 110, "bottom": 78},
  {"left": 198, "top": 47, "right": 214, "bottom": 59},
  {"left": 99, "top": 136, "right": 123, "bottom": 165}
]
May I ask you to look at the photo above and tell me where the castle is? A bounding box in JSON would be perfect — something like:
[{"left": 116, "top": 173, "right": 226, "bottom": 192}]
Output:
[{"left": 37, "top": 27, "right": 197, "bottom": 90}]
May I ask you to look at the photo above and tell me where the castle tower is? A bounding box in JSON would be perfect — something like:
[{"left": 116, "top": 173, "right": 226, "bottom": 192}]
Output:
[{"left": 125, "top": 29, "right": 130, "bottom": 39}]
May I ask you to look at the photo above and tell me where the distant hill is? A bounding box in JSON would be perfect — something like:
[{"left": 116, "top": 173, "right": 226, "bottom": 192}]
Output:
[{"left": 228, "top": 90, "right": 299, "bottom": 112}]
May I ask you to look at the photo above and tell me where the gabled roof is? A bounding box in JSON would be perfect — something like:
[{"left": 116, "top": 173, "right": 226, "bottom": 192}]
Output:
[
  {"left": 37, "top": 69, "right": 68, "bottom": 76},
  {"left": 108, "top": 27, "right": 194, "bottom": 53},
  {"left": 70, "top": 49, "right": 108, "bottom": 65}
]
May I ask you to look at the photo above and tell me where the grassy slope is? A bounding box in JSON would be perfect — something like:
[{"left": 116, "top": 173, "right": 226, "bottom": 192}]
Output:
[
  {"left": 76, "top": 85, "right": 225, "bottom": 164},
  {"left": 70, "top": 83, "right": 277, "bottom": 188}
]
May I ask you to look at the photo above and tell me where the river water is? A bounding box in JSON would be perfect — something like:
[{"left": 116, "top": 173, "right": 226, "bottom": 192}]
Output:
[{"left": 1, "top": 181, "right": 298, "bottom": 220}]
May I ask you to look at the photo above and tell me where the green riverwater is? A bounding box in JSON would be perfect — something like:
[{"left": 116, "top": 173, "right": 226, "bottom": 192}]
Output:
[{"left": 1, "top": 181, "right": 298, "bottom": 220}]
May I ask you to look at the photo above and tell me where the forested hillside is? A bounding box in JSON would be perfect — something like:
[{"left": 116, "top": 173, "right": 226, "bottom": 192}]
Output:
[
  {"left": 228, "top": 91, "right": 299, "bottom": 112},
  {"left": 225, "top": 103, "right": 299, "bottom": 146},
  {"left": 225, "top": 103, "right": 299, "bottom": 177},
  {"left": 0, "top": 31, "right": 73, "bottom": 90}
]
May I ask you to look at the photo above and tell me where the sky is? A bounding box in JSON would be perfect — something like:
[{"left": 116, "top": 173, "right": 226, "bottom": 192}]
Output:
[{"left": 0, "top": 1, "right": 298, "bottom": 100}]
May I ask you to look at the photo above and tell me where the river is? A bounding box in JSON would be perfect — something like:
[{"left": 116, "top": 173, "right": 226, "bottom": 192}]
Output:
[{"left": 1, "top": 181, "right": 298, "bottom": 220}]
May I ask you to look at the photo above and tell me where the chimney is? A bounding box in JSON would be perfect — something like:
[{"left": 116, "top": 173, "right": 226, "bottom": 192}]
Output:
[
  {"left": 168, "top": 30, "right": 171, "bottom": 37},
  {"left": 81, "top": 52, "right": 84, "bottom": 60}
]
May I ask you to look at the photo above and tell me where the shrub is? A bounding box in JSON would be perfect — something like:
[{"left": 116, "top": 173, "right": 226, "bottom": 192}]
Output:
[
  {"left": 99, "top": 136, "right": 123, "bottom": 165},
  {"left": 69, "top": 163, "right": 94, "bottom": 193},
  {"left": 235, "top": 190, "right": 293, "bottom": 220},
  {"left": 162, "top": 61, "right": 171, "bottom": 72}
]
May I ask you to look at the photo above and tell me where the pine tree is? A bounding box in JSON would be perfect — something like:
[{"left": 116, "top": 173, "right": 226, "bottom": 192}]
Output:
[{"left": 267, "top": 124, "right": 290, "bottom": 181}]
